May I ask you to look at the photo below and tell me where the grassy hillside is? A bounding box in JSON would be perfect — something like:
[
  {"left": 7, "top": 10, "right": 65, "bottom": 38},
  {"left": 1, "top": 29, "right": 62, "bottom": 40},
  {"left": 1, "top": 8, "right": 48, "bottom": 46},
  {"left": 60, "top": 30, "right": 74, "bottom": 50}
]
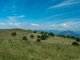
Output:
[{"left": 0, "top": 29, "right": 80, "bottom": 60}]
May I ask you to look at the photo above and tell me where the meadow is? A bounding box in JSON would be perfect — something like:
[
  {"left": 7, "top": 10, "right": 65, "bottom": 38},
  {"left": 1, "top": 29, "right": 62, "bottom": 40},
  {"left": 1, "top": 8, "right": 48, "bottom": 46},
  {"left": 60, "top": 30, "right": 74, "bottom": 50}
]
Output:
[{"left": 0, "top": 29, "right": 80, "bottom": 60}]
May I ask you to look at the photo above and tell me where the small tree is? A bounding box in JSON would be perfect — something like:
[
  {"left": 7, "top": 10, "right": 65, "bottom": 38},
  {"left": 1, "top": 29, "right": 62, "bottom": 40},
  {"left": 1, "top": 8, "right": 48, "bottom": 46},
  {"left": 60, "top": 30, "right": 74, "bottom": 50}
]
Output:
[
  {"left": 72, "top": 42, "right": 79, "bottom": 46},
  {"left": 40, "top": 34, "right": 49, "bottom": 40},
  {"left": 44, "top": 32, "right": 48, "bottom": 35},
  {"left": 11, "top": 32, "right": 17, "bottom": 37},
  {"left": 76, "top": 38, "right": 80, "bottom": 42},
  {"left": 70, "top": 36, "right": 75, "bottom": 39},
  {"left": 34, "top": 30, "right": 37, "bottom": 33},
  {"left": 23, "top": 36, "right": 28, "bottom": 40},
  {"left": 41, "top": 31, "right": 44, "bottom": 34},
  {"left": 30, "top": 35, "right": 34, "bottom": 39},
  {"left": 49, "top": 32, "right": 55, "bottom": 37},
  {"left": 36, "top": 39, "right": 41, "bottom": 42},
  {"left": 67, "top": 35, "right": 70, "bottom": 38},
  {"left": 37, "top": 35, "right": 41, "bottom": 38}
]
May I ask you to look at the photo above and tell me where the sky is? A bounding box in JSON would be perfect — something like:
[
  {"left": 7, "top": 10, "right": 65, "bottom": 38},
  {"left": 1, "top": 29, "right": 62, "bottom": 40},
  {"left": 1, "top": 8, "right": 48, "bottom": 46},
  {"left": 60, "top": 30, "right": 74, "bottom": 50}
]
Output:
[{"left": 0, "top": 0, "right": 80, "bottom": 31}]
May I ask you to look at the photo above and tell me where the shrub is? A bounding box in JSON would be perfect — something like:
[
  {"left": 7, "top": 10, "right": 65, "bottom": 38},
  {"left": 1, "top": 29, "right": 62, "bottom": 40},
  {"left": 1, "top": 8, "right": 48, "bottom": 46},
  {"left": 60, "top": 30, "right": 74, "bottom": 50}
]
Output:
[
  {"left": 72, "top": 42, "right": 79, "bottom": 46},
  {"left": 11, "top": 32, "right": 17, "bottom": 37},
  {"left": 44, "top": 32, "right": 48, "bottom": 35},
  {"left": 60, "top": 35, "right": 66, "bottom": 38},
  {"left": 23, "top": 36, "right": 28, "bottom": 40},
  {"left": 41, "top": 31, "right": 44, "bottom": 34},
  {"left": 76, "top": 38, "right": 80, "bottom": 42},
  {"left": 40, "top": 34, "right": 49, "bottom": 40},
  {"left": 49, "top": 32, "right": 55, "bottom": 37},
  {"left": 67, "top": 35, "right": 70, "bottom": 38},
  {"left": 70, "top": 36, "right": 75, "bottom": 39},
  {"left": 40, "top": 35, "right": 46, "bottom": 40},
  {"left": 36, "top": 39, "right": 41, "bottom": 42},
  {"left": 37, "top": 35, "right": 41, "bottom": 38},
  {"left": 34, "top": 30, "right": 37, "bottom": 33},
  {"left": 30, "top": 35, "right": 34, "bottom": 39}
]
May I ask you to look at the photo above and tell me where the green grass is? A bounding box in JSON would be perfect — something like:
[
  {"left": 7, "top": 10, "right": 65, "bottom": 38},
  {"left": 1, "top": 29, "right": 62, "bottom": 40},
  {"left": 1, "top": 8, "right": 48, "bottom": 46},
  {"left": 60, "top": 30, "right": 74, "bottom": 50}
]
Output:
[
  {"left": 0, "top": 40, "right": 80, "bottom": 60},
  {"left": 0, "top": 29, "right": 80, "bottom": 60}
]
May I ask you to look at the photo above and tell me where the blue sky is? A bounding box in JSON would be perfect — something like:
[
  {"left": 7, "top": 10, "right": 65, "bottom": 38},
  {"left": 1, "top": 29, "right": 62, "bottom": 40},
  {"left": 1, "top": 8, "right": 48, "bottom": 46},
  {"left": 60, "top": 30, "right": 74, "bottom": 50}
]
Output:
[{"left": 0, "top": 0, "right": 80, "bottom": 31}]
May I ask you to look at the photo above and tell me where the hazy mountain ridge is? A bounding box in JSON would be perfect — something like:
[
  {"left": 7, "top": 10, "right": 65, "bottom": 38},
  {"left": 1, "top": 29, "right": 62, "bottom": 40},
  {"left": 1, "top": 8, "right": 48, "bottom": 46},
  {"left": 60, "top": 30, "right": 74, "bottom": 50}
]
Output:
[
  {"left": 59, "top": 30, "right": 80, "bottom": 38},
  {"left": 38, "top": 30, "right": 80, "bottom": 38}
]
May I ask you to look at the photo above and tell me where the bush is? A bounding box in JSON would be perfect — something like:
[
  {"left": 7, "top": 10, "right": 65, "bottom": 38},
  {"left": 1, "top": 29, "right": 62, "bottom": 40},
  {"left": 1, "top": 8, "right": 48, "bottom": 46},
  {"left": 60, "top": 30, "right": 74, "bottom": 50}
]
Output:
[
  {"left": 40, "top": 34, "right": 49, "bottom": 40},
  {"left": 72, "top": 42, "right": 79, "bottom": 46},
  {"left": 37, "top": 35, "right": 41, "bottom": 38},
  {"left": 11, "top": 32, "right": 17, "bottom": 37},
  {"left": 44, "top": 32, "right": 48, "bottom": 35},
  {"left": 60, "top": 35, "right": 66, "bottom": 38},
  {"left": 76, "top": 38, "right": 80, "bottom": 42},
  {"left": 23, "top": 36, "right": 28, "bottom": 40},
  {"left": 36, "top": 39, "right": 41, "bottom": 42},
  {"left": 40, "top": 35, "right": 46, "bottom": 40},
  {"left": 30, "top": 35, "right": 34, "bottom": 39},
  {"left": 41, "top": 31, "right": 44, "bottom": 34},
  {"left": 49, "top": 32, "right": 55, "bottom": 37},
  {"left": 67, "top": 35, "right": 70, "bottom": 38},
  {"left": 34, "top": 30, "right": 37, "bottom": 33},
  {"left": 70, "top": 36, "right": 75, "bottom": 39}
]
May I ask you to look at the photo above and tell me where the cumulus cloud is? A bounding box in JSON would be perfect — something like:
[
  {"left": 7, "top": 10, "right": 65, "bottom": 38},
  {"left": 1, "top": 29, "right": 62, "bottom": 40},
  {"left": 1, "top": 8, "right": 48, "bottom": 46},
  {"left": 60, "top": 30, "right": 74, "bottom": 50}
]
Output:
[{"left": 61, "top": 23, "right": 71, "bottom": 28}]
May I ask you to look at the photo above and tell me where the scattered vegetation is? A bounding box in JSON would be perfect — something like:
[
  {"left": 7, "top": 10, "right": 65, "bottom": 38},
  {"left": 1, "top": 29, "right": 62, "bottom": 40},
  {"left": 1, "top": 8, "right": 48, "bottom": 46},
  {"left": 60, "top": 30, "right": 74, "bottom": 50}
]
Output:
[
  {"left": 49, "top": 32, "right": 55, "bottom": 37},
  {"left": 30, "top": 34, "right": 34, "bottom": 39},
  {"left": 72, "top": 42, "right": 79, "bottom": 46},
  {"left": 23, "top": 36, "right": 28, "bottom": 40},
  {"left": 76, "top": 38, "right": 80, "bottom": 42},
  {"left": 36, "top": 39, "right": 41, "bottom": 42},
  {"left": 0, "top": 29, "right": 80, "bottom": 60},
  {"left": 40, "top": 31, "right": 44, "bottom": 34},
  {"left": 33, "top": 30, "right": 37, "bottom": 33},
  {"left": 37, "top": 35, "right": 41, "bottom": 38},
  {"left": 11, "top": 32, "right": 17, "bottom": 37},
  {"left": 40, "top": 34, "right": 49, "bottom": 40}
]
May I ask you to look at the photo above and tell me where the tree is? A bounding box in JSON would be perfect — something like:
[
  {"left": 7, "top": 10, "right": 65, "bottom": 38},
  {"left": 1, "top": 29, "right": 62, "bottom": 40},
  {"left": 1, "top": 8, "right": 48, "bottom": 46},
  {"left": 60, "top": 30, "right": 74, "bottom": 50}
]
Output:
[
  {"left": 36, "top": 39, "right": 41, "bottom": 42},
  {"left": 40, "top": 31, "right": 44, "bottom": 34},
  {"left": 49, "top": 32, "right": 55, "bottom": 37},
  {"left": 37, "top": 35, "right": 41, "bottom": 38},
  {"left": 30, "top": 35, "right": 34, "bottom": 39},
  {"left": 72, "top": 42, "right": 79, "bottom": 46},
  {"left": 67, "top": 35, "right": 70, "bottom": 38},
  {"left": 11, "top": 32, "right": 17, "bottom": 37},
  {"left": 40, "top": 35, "right": 46, "bottom": 40},
  {"left": 33, "top": 30, "right": 37, "bottom": 33},
  {"left": 70, "top": 36, "right": 75, "bottom": 39},
  {"left": 23, "top": 36, "right": 28, "bottom": 40},
  {"left": 40, "top": 34, "right": 49, "bottom": 40},
  {"left": 44, "top": 32, "right": 48, "bottom": 35},
  {"left": 76, "top": 38, "right": 80, "bottom": 42}
]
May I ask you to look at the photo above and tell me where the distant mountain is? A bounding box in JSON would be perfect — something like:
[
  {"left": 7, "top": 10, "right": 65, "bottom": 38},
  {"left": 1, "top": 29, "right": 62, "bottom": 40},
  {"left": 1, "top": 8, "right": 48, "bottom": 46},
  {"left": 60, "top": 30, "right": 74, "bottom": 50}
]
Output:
[
  {"left": 38, "top": 30, "right": 61, "bottom": 35},
  {"left": 59, "top": 30, "right": 80, "bottom": 38}
]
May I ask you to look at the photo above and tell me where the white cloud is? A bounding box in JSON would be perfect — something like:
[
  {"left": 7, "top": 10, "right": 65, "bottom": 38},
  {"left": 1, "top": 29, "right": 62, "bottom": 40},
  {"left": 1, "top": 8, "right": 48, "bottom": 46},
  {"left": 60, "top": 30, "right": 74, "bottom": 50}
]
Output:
[
  {"left": 0, "top": 23, "right": 6, "bottom": 25},
  {"left": 8, "top": 15, "right": 25, "bottom": 19},
  {"left": 31, "top": 23, "right": 39, "bottom": 26},
  {"left": 49, "top": 25, "right": 55, "bottom": 26},
  {"left": 61, "top": 23, "right": 71, "bottom": 28},
  {"left": 14, "top": 23, "right": 21, "bottom": 26},
  {"left": 49, "top": 0, "right": 80, "bottom": 8}
]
